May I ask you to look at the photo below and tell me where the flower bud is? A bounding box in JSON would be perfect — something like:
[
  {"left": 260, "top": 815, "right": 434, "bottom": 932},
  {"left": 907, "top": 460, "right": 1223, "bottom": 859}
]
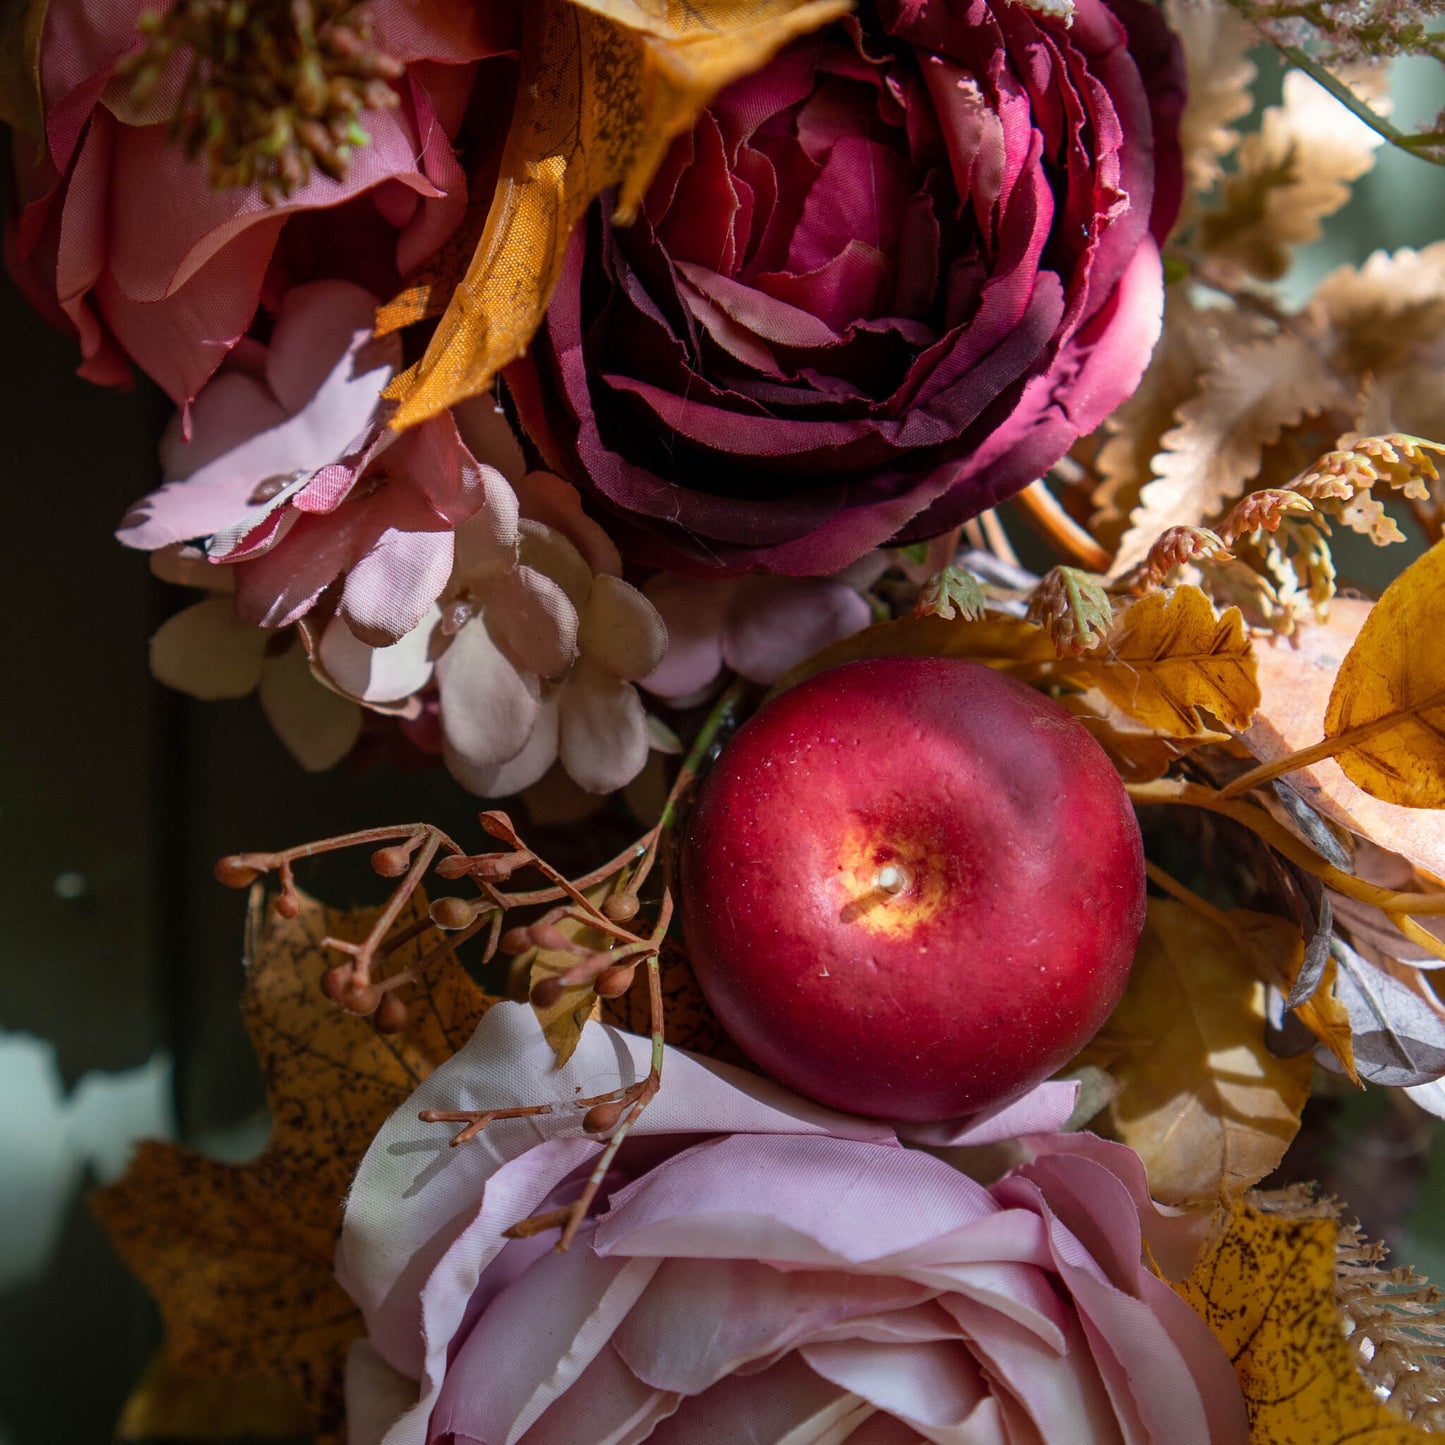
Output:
[
  {"left": 594, "top": 964, "right": 636, "bottom": 999},
  {"left": 602, "top": 892, "right": 640, "bottom": 923},
  {"left": 373, "top": 992, "right": 408, "bottom": 1034},
  {"left": 430, "top": 896, "right": 477, "bottom": 930},
  {"left": 583, "top": 1101, "right": 625, "bottom": 1134},
  {"left": 371, "top": 845, "right": 414, "bottom": 878},
  {"left": 214, "top": 856, "right": 261, "bottom": 888},
  {"left": 530, "top": 977, "right": 567, "bottom": 1010}
]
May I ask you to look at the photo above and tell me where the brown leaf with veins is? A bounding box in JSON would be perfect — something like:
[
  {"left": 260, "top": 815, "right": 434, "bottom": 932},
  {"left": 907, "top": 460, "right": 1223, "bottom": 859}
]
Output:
[
  {"left": 1165, "top": 0, "right": 1256, "bottom": 198},
  {"left": 385, "top": 0, "right": 851, "bottom": 429},
  {"left": 1077, "top": 898, "right": 1313, "bottom": 1205},
  {"left": 93, "top": 886, "right": 493, "bottom": 1441}
]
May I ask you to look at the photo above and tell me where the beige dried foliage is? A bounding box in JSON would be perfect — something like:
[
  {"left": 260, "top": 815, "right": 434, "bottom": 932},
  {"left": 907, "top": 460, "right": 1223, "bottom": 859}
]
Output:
[
  {"left": 1199, "top": 67, "right": 1386, "bottom": 281},
  {"left": 1113, "top": 332, "right": 1348, "bottom": 575},
  {"left": 1165, "top": 0, "right": 1257, "bottom": 196},
  {"left": 1092, "top": 295, "right": 1260, "bottom": 550}
]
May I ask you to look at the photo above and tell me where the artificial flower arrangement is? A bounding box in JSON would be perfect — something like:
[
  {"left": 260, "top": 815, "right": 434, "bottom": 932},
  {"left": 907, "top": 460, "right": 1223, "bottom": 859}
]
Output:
[{"left": 7, "top": 0, "right": 1445, "bottom": 1439}]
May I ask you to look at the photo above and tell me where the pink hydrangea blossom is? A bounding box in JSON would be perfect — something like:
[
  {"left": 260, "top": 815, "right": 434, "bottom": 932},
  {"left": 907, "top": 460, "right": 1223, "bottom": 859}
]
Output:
[
  {"left": 338, "top": 1003, "right": 1249, "bottom": 1445},
  {"left": 7, "top": 0, "right": 509, "bottom": 407}
]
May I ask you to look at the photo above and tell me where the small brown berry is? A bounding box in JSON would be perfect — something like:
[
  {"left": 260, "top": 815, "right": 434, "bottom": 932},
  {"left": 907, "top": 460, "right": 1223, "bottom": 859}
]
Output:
[
  {"left": 345, "top": 984, "right": 381, "bottom": 1015},
  {"left": 500, "top": 926, "right": 534, "bottom": 955},
  {"left": 214, "top": 856, "right": 261, "bottom": 888},
  {"left": 602, "top": 892, "right": 640, "bottom": 923},
  {"left": 594, "top": 964, "right": 636, "bottom": 999},
  {"left": 530, "top": 977, "right": 567, "bottom": 1010},
  {"left": 528, "top": 923, "right": 573, "bottom": 952},
  {"left": 479, "top": 810, "right": 515, "bottom": 841},
  {"left": 371, "top": 845, "right": 413, "bottom": 877},
  {"left": 430, "top": 896, "right": 476, "bottom": 930},
  {"left": 321, "top": 966, "right": 352, "bottom": 1003},
  {"left": 373, "top": 992, "right": 408, "bottom": 1033},
  {"left": 435, "top": 855, "right": 472, "bottom": 879},
  {"left": 583, "top": 1101, "right": 625, "bottom": 1134},
  {"left": 276, "top": 892, "right": 300, "bottom": 919}
]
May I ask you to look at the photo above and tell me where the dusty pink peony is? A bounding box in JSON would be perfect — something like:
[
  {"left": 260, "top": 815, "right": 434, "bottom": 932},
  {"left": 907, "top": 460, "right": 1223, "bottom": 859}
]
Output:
[
  {"left": 6, "top": 0, "right": 510, "bottom": 408},
  {"left": 337, "top": 1003, "right": 1248, "bottom": 1445},
  {"left": 118, "top": 279, "right": 501, "bottom": 647},
  {"left": 509, "top": 0, "right": 1185, "bottom": 575}
]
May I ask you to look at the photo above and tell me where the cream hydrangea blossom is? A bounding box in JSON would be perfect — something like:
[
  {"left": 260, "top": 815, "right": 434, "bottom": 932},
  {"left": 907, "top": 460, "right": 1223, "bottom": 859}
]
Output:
[{"left": 321, "top": 467, "right": 668, "bottom": 797}]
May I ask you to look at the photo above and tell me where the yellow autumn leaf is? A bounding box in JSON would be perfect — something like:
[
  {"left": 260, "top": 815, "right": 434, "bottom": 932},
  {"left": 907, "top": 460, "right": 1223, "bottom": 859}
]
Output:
[
  {"left": 1323, "top": 538, "right": 1445, "bottom": 808},
  {"left": 1078, "top": 898, "right": 1312, "bottom": 1205},
  {"left": 1177, "top": 1199, "right": 1434, "bottom": 1444},
  {"left": 0, "top": 0, "right": 48, "bottom": 136},
  {"left": 1068, "top": 586, "right": 1261, "bottom": 736},
  {"left": 93, "top": 886, "right": 492, "bottom": 1442},
  {"left": 529, "top": 884, "right": 613, "bottom": 1067},
  {"left": 386, "top": 0, "right": 851, "bottom": 428}
]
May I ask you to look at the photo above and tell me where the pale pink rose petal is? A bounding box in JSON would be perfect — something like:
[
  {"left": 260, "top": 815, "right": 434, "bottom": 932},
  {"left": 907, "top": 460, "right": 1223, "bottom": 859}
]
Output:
[
  {"left": 557, "top": 659, "right": 651, "bottom": 794},
  {"left": 257, "top": 644, "right": 362, "bottom": 772},
  {"left": 639, "top": 575, "right": 733, "bottom": 701},
  {"left": 444, "top": 690, "right": 561, "bottom": 800},
  {"left": 148, "top": 597, "right": 266, "bottom": 699},
  {"left": 579, "top": 575, "right": 669, "bottom": 681},
  {"left": 428, "top": 1239, "right": 659, "bottom": 1444},
  {"left": 435, "top": 621, "right": 541, "bottom": 770},
  {"left": 595, "top": 1134, "right": 999, "bottom": 1269},
  {"left": 452, "top": 477, "right": 521, "bottom": 586},
  {"left": 611, "top": 1259, "right": 935, "bottom": 1395},
  {"left": 643, "top": 1353, "right": 866, "bottom": 1445},
  {"left": 896, "top": 1078, "right": 1081, "bottom": 1148},
  {"left": 722, "top": 575, "right": 874, "bottom": 685},
  {"left": 799, "top": 1337, "right": 993, "bottom": 1435},
  {"left": 485, "top": 566, "right": 580, "bottom": 679},
  {"left": 516, "top": 1342, "right": 680, "bottom": 1445},
  {"left": 318, "top": 610, "right": 438, "bottom": 704}
]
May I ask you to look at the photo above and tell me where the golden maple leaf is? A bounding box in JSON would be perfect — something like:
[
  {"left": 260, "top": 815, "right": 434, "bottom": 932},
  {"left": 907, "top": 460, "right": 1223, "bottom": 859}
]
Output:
[
  {"left": 383, "top": 0, "right": 852, "bottom": 429},
  {"left": 93, "top": 886, "right": 493, "bottom": 1441},
  {"left": 1178, "top": 1197, "right": 1435, "bottom": 1443}
]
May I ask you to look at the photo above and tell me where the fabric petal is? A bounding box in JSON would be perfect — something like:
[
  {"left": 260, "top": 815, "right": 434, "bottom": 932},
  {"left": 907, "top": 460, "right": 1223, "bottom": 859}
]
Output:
[
  {"left": 485, "top": 566, "right": 580, "bottom": 680},
  {"left": 435, "top": 620, "right": 541, "bottom": 770},
  {"left": 557, "top": 660, "right": 650, "bottom": 794},
  {"left": 257, "top": 644, "right": 363, "bottom": 771},
  {"left": 578, "top": 575, "right": 669, "bottom": 681},
  {"left": 148, "top": 597, "right": 266, "bottom": 699},
  {"left": 722, "top": 576, "right": 873, "bottom": 685},
  {"left": 318, "top": 610, "right": 438, "bottom": 704}
]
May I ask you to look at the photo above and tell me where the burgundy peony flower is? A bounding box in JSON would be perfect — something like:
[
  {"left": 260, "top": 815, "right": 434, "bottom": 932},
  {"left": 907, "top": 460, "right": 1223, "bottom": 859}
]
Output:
[
  {"left": 6, "top": 0, "right": 511, "bottom": 409},
  {"left": 508, "top": 0, "right": 1185, "bottom": 575}
]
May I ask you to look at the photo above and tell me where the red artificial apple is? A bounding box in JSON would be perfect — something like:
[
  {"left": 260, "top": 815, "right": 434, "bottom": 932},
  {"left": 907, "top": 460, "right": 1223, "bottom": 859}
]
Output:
[{"left": 680, "top": 656, "right": 1146, "bottom": 1120}]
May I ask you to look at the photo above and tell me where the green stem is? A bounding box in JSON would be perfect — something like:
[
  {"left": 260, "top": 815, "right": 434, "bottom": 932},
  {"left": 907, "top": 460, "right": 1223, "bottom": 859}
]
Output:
[
  {"left": 657, "top": 677, "right": 750, "bottom": 835},
  {"left": 1269, "top": 40, "right": 1445, "bottom": 166}
]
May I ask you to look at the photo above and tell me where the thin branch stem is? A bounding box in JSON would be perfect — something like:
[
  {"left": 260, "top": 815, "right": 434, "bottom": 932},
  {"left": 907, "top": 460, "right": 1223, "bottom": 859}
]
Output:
[{"left": 1013, "top": 480, "right": 1112, "bottom": 571}]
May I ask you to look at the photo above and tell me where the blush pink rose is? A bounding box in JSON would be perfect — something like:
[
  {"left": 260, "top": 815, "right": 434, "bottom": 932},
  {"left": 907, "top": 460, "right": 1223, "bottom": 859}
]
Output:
[
  {"left": 6, "top": 0, "right": 512, "bottom": 409},
  {"left": 337, "top": 1004, "right": 1248, "bottom": 1445}
]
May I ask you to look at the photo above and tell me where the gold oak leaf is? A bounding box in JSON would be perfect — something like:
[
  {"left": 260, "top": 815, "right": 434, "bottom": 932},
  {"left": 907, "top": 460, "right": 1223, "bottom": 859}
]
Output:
[
  {"left": 1199, "top": 68, "right": 1385, "bottom": 282},
  {"left": 1077, "top": 898, "right": 1312, "bottom": 1205},
  {"left": 1064, "top": 585, "right": 1261, "bottom": 736},
  {"left": 386, "top": 0, "right": 852, "bottom": 428},
  {"left": 1112, "top": 332, "right": 1348, "bottom": 575},
  {"left": 0, "top": 0, "right": 47, "bottom": 136},
  {"left": 92, "top": 886, "right": 493, "bottom": 1441},
  {"left": 1323, "top": 538, "right": 1445, "bottom": 808},
  {"left": 1176, "top": 1198, "right": 1433, "bottom": 1444},
  {"left": 1243, "top": 599, "right": 1445, "bottom": 882}
]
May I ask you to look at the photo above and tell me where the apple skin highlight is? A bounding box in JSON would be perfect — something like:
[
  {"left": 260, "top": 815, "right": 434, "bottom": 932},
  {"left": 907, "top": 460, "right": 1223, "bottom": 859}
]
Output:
[{"left": 680, "top": 656, "right": 1147, "bottom": 1121}]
